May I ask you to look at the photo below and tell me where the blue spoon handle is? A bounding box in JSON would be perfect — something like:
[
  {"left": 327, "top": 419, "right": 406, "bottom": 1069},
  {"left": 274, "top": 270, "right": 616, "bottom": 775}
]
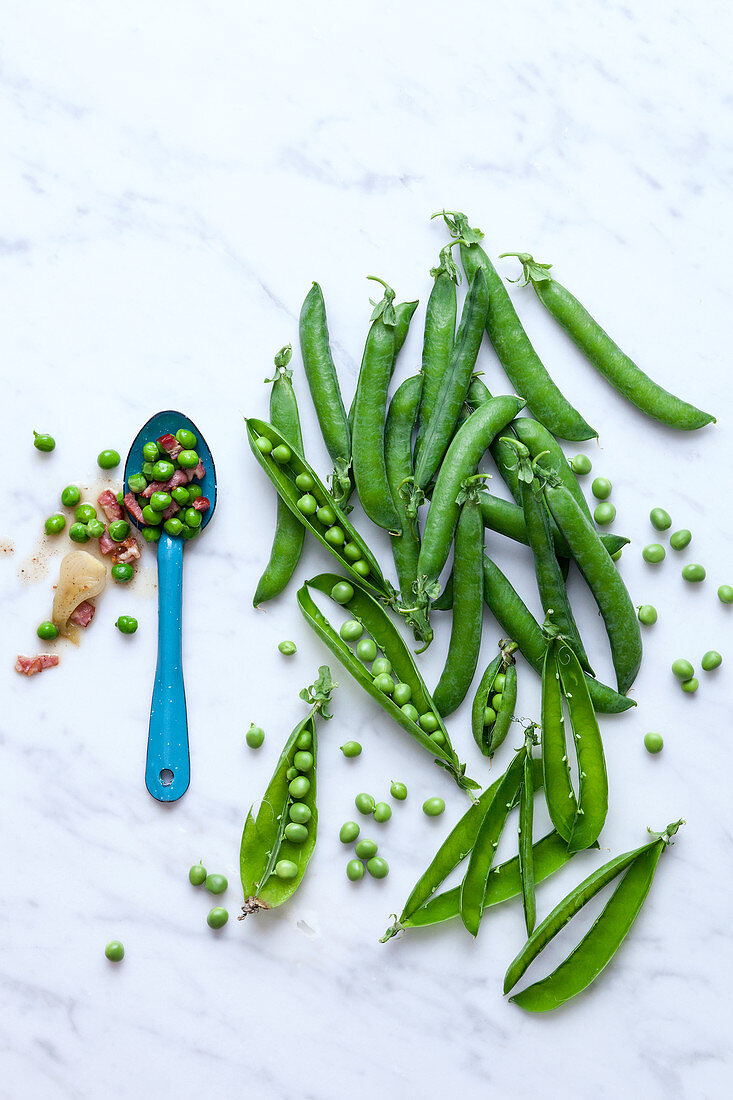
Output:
[{"left": 146, "top": 533, "right": 190, "bottom": 801}]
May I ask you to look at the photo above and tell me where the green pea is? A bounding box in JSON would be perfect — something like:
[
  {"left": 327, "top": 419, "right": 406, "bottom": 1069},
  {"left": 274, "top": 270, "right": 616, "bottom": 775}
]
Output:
[
  {"left": 85, "top": 519, "right": 104, "bottom": 538},
  {"left": 108, "top": 520, "right": 131, "bottom": 542},
  {"left": 373, "top": 673, "right": 395, "bottom": 695},
  {"left": 340, "top": 741, "right": 362, "bottom": 758},
  {"left": 284, "top": 822, "right": 308, "bottom": 844},
  {"left": 570, "top": 454, "right": 592, "bottom": 475},
  {"left": 491, "top": 693, "right": 503, "bottom": 711},
  {"left": 275, "top": 859, "right": 298, "bottom": 880},
  {"left": 172, "top": 486, "right": 190, "bottom": 505},
  {"left": 104, "top": 940, "right": 124, "bottom": 962},
  {"left": 591, "top": 477, "right": 612, "bottom": 500},
  {"left": 69, "top": 522, "right": 90, "bottom": 543},
  {"left": 366, "top": 857, "right": 389, "bottom": 879},
  {"left": 278, "top": 640, "right": 297, "bottom": 656},
  {"left": 45, "top": 514, "right": 66, "bottom": 535},
  {"left": 289, "top": 803, "right": 312, "bottom": 824},
  {"left": 682, "top": 563, "right": 705, "bottom": 583},
  {"left": 637, "top": 604, "right": 657, "bottom": 626},
  {"left": 205, "top": 874, "right": 227, "bottom": 895},
  {"left": 127, "top": 474, "right": 147, "bottom": 494},
  {"left": 164, "top": 517, "right": 184, "bottom": 537},
  {"left": 671, "top": 658, "right": 694, "bottom": 681},
  {"left": 293, "top": 750, "right": 313, "bottom": 772},
  {"left": 142, "top": 442, "right": 160, "bottom": 462},
  {"left": 680, "top": 677, "right": 699, "bottom": 694},
  {"left": 188, "top": 485, "right": 203, "bottom": 500},
  {"left": 701, "top": 650, "right": 722, "bottom": 671},
  {"left": 610, "top": 549, "right": 622, "bottom": 562},
  {"left": 392, "top": 682, "right": 412, "bottom": 706},
  {"left": 295, "top": 472, "right": 315, "bottom": 492},
  {"left": 373, "top": 802, "right": 392, "bottom": 823},
  {"left": 718, "top": 585, "right": 733, "bottom": 604},
  {"left": 390, "top": 781, "right": 407, "bottom": 801},
  {"left": 33, "top": 431, "right": 55, "bottom": 452},
  {"left": 37, "top": 621, "right": 59, "bottom": 640},
  {"left": 352, "top": 559, "right": 370, "bottom": 577},
  {"left": 483, "top": 706, "right": 497, "bottom": 726},
  {"left": 355, "top": 838, "right": 378, "bottom": 859},
  {"left": 141, "top": 505, "right": 162, "bottom": 525},
  {"left": 61, "top": 485, "right": 81, "bottom": 507},
  {"left": 271, "top": 444, "right": 291, "bottom": 465},
  {"left": 356, "top": 638, "right": 377, "bottom": 662},
  {"left": 183, "top": 507, "right": 202, "bottom": 529},
  {"left": 289, "top": 775, "right": 311, "bottom": 799},
  {"left": 401, "top": 704, "right": 420, "bottom": 723},
  {"left": 642, "top": 543, "right": 665, "bottom": 564},
  {"left": 419, "top": 712, "right": 439, "bottom": 733},
  {"left": 142, "top": 527, "right": 161, "bottom": 543},
  {"left": 648, "top": 507, "right": 670, "bottom": 532},
  {"left": 188, "top": 863, "right": 207, "bottom": 885},
  {"left": 296, "top": 730, "right": 312, "bottom": 750},
  {"left": 346, "top": 859, "right": 365, "bottom": 881},
  {"left": 207, "top": 907, "right": 229, "bottom": 929},
  {"left": 180, "top": 525, "right": 198, "bottom": 541},
  {"left": 644, "top": 732, "right": 664, "bottom": 755},
  {"left": 286, "top": 766, "right": 299, "bottom": 781},
  {"left": 152, "top": 459, "right": 175, "bottom": 481},
  {"left": 669, "top": 529, "right": 691, "bottom": 551},
  {"left": 343, "top": 541, "right": 362, "bottom": 562},
  {"left": 74, "top": 503, "right": 96, "bottom": 524},
  {"left": 148, "top": 492, "right": 171, "bottom": 512},
  {"left": 97, "top": 449, "right": 120, "bottom": 470},
  {"left": 324, "top": 526, "right": 345, "bottom": 548},
  {"left": 594, "top": 502, "right": 616, "bottom": 526},
  {"left": 246, "top": 724, "right": 265, "bottom": 748},
  {"left": 430, "top": 731, "right": 446, "bottom": 747},
  {"left": 316, "top": 505, "right": 337, "bottom": 526},
  {"left": 339, "top": 619, "right": 363, "bottom": 642},
  {"left": 331, "top": 581, "right": 354, "bottom": 605},
  {"left": 493, "top": 673, "right": 506, "bottom": 692},
  {"left": 141, "top": 462, "right": 156, "bottom": 479},
  {"left": 372, "top": 657, "right": 392, "bottom": 676},
  {"left": 111, "top": 563, "right": 134, "bottom": 583},
  {"left": 176, "top": 449, "right": 199, "bottom": 471},
  {"left": 339, "top": 821, "right": 360, "bottom": 843},
  {"left": 175, "top": 428, "right": 197, "bottom": 450},
  {"left": 297, "top": 493, "right": 318, "bottom": 515},
  {"left": 255, "top": 436, "right": 272, "bottom": 454},
  {"left": 116, "top": 616, "right": 138, "bottom": 634},
  {"left": 423, "top": 797, "right": 446, "bottom": 817},
  {"left": 355, "top": 792, "right": 375, "bottom": 815}
]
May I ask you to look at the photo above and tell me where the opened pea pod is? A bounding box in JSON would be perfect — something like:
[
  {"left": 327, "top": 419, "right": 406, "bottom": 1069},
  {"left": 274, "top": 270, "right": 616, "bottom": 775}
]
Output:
[
  {"left": 471, "top": 639, "right": 518, "bottom": 758},
  {"left": 297, "top": 573, "right": 477, "bottom": 793},
  {"left": 239, "top": 666, "right": 336, "bottom": 918}
]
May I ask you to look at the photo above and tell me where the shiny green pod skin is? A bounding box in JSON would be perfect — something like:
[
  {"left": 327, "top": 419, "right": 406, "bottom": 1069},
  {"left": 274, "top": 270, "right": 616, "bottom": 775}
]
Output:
[
  {"left": 519, "top": 729, "right": 537, "bottom": 935},
  {"left": 297, "top": 573, "right": 476, "bottom": 792},
  {"left": 439, "top": 211, "right": 596, "bottom": 441},
  {"left": 509, "top": 254, "right": 714, "bottom": 431},
  {"left": 513, "top": 417, "right": 594, "bottom": 525},
  {"left": 432, "top": 497, "right": 484, "bottom": 717},
  {"left": 544, "top": 482, "right": 642, "bottom": 695},
  {"left": 415, "top": 246, "right": 458, "bottom": 460},
  {"left": 253, "top": 348, "right": 305, "bottom": 606},
  {"left": 478, "top": 492, "right": 628, "bottom": 560},
  {"left": 239, "top": 667, "right": 334, "bottom": 915},
  {"left": 471, "top": 645, "right": 517, "bottom": 757},
  {"left": 298, "top": 282, "right": 352, "bottom": 504},
  {"left": 482, "top": 555, "right": 635, "bottom": 714}
]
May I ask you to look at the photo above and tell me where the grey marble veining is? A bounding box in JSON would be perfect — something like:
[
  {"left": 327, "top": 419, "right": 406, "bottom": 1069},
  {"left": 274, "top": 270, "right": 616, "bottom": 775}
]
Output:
[{"left": 1, "top": 2, "right": 732, "bottom": 1097}]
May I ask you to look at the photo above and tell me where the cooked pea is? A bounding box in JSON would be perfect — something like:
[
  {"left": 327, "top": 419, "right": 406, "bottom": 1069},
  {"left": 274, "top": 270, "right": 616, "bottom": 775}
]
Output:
[
  {"left": 45, "top": 514, "right": 66, "bottom": 535},
  {"left": 331, "top": 581, "right": 354, "bottom": 605},
  {"left": 61, "top": 485, "right": 81, "bottom": 507},
  {"left": 701, "top": 650, "right": 722, "bottom": 671},
  {"left": 297, "top": 494, "right": 318, "bottom": 515},
  {"left": 680, "top": 677, "right": 699, "bottom": 694},
  {"left": 255, "top": 436, "right": 273, "bottom": 454},
  {"left": 392, "top": 682, "right": 412, "bottom": 706},
  {"left": 356, "top": 638, "right": 378, "bottom": 662},
  {"left": 352, "top": 559, "right": 370, "bottom": 577},
  {"left": 355, "top": 792, "right": 375, "bottom": 815},
  {"left": 180, "top": 525, "right": 198, "bottom": 541},
  {"left": 183, "top": 507, "right": 202, "bottom": 528},
  {"left": 141, "top": 462, "right": 156, "bottom": 479},
  {"left": 188, "top": 486, "right": 203, "bottom": 500},
  {"left": 284, "top": 822, "right": 308, "bottom": 844},
  {"left": 718, "top": 585, "right": 733, "bottom": 604},
  {"left": 401, "top": 704, "right": 420, "bottom": 723},
  {"left": 594, "top": 502, "right": 616, "bottom": 526},
  {"left": 83, "top": 519, "right": 102, "bottom": 538},
  {"left": 207, "top": 907, "right": 229, "bottom": 929},
  {"left": 339, "top": 821, "right": 360, "bottom": 843},
  {"left": 142, "top": 527, "right": 161, "bottom": 543},
  {"left": 142, "top": 442, "right": 160, "bottom": 462},
  {"left": 141, "top": 505, "right": 162, "bottom": 525},
  {"left": 346, "top": 859, "right": 365, "bottom": 881},
  {"left": 75, "top": 503, "right": 97, "bottom": 524},
  {"left": 670, "top": 528, "right": 691, "bottom": 551},
  {"left": 289, "top": 803, "right": 312, "bottom": 824},
  {"left": 176, "top": 450, "right": 199, "bottom": 471},
  {"left": 373, "top": 673, "right": 395, "bottom": 695},
  {"left": 682, "top": 563, "right": 705, "bottom": 582},
  {"left": 33, "top": 431, "right": 55, "bottom": 453},
  {"left": 423, "top": 797, "right": 445, "bottom": 817},
  {"left": 293, "top": 750, "right": 313, "bottom": 772},
  {"left": 483, "top": 706, "right": 497, "bottom": 726},
  {"left": 340, "top": 741, "right": 362, "bottom": 758},
  {"left": 111, "top": 563, "right": 134, "bottom": 583},
  {"left": 205, "top": 873, "right": 227, "bottom": 895},
  {"left": 570, "top": 454, "right": 592, "bottom": 476},
  {"left": 164, "top": 517, "right": 183, "bottom": 536},
  {"left": 373, "top": 802, "right": 392, "bottom": 823},
  {"left": 339, "top": 619, "right": 363, "bottom": 642},
  {"left": 69, "top": 522, "right": 90, "bottom": 543},
  {"left": 295, "top": 472, "right": 315, "bottom": 492},
  {"left": 642, "top": 543, "right": 665, "bottom": 564},
  {"left": 366, "top": 857, "right": 389, "bottom": 879},
  {"left": 671, "top": 658, "right": 694, "bottom": 681},
  {"left": 637, "top": 604, "right": 658, "bottom": 626},
  {"left": 289, "top": 776, "right": 311, "bottom": 799},
  {"left": 97, "top": 450, "right": 121, "bottom": 470},
  {"left": 591, "top": 477, "right": 612, "bottom": 500},
  {"left": 128, "top": 474, "right": 147, "bottom": 494},
  {"left": 152, "top": 459, "right": 175, "bottom": 481},
  {"left": 175, "top": 428, "right": 197, "bottom": 449},
  {"left": 278, "top": 640, "right": 297, "bottom": 656},
  {"left": 246, "top": 724, "right": 265, "bottom": 748},
  {"left": 390, "top": 781, "right": 407, "bottom": 800},
  {"left": 644, "top": 732, "right": 664, "bottom": 754},
  {"left": 149, "top": 492, "right": 171, "bottom": 512},
  {"left": 343, "top": 541, "right": 362, "bottom": 562},
  {"left": 37, "top": 621, "right": 59, "bottom": 640},
  {"left": 419, "top": 712, "right": 439, "bottom": 733},
  {"left": 316, "top": 505, "right": 337, "bottom": 526},
  {"left": 172, "top": 486, "right": 190, "bottom": 505},
  {"left": 188, "top": 863, "right": 207, "bottom": 885},
  {"left": 116, "top": 616, "right": 138, "bottom": 635},
  {"left": 650, "top": 507, "right": 671, "bottom": 531},
  {"left": 104, "top": 940, "right": 125, "bottom": 961},
  {"left": 275, "top": 860, "right": 298, "bottom": 880},
  {"left": 324, "top": 525, "right": 345, "bottom": 548},
  {"left": 108, "top": 520, "right": 131, "bottom": 542}
]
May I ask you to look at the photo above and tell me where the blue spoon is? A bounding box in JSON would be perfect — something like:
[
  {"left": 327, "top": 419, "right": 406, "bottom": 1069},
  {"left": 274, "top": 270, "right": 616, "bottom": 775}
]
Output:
[{"left": 124, "top": 412, "right": 216, "bottom": 803}]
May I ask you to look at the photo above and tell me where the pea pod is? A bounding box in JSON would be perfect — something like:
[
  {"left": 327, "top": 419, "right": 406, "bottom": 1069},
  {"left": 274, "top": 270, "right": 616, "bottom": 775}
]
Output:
[
  {"left": 298, "top": 282, "right": 352, "bottom": 505},
  {"left": 505, "top": 253, "right": 715, "bottom": 431},
  {"left": 478, "top": 491, "right": 629, "bottom": 560},
  {"left": 245, "top": 417, "right": 396, "bottom": 607},
  {"left": 482, "top": 554, "right": 635, "bottom": 714},
  {"left": 505, "top": 820, "right": 684, "bottom": 1011},
  {"left": 519, "top": 735, "right": 537, "bottom": 935},
  {"left": 512, "top": 417, "right": 594, "bottom": 525},
  {"left": 239, "top": 667, "right": 335, "bottom": 916},
  {"left": 432, "top": 495, "right": 484, "bottom": 716},
  {"left": 253, "top": 347, "right": 305, "bottom": 606},
  {"left": 543, "top": 478, "right": 642, "bottom": 695},
  {"left": 471, "top": 641, "right": 518, "bottom": 757},
  {"left": 415, "top": 244, "right": 459, "bottom": 460},
  {"left": 437, "top": 211, "right": 596, "bottom": 441},
  {"left": 296, "top": 573, "right": 476, "bottom": 792}
]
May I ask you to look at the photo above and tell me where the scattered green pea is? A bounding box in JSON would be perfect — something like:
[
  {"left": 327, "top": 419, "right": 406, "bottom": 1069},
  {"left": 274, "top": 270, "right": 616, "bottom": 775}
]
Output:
[
  {"left": 278, "top": 640, "right": 297, "bottom": 656},
  {"left": 418, "top": 712, "right": 439, "bottom": 733},
  {"left": 340, "top": 620, "right": 363, "bottom": 642},
  {"left": 97, "top": 450, "right": 121, "bottom": 470},
  {"left": 670, "top": 529, "right": 691, "bottom": 551},
  {"left": 355, "top": 838, "right": 378, "bottom": 859},
  {"left": 205, "top": 874, "right": 227, "bottom": 895},
  {"left": 594, "top": 502, "right": 616, "bottom": 526},
  {"left": 141, "top": 461, "right": 156, "bottom": 479},
  {"left": 682, "top": 563, "right": 705, "bottom": 582},
  {"left": 346, "top": 859, "right": 365, "bottom": 881},
  {"left": 390, "top": 781, "right": 407, "bottom": 800},
  {"left": 591, "top": 477, "right": 612, "bottom": 500},
  {"left": 283, "top": 822, "right": 308, "bottom": 844},
  {"left": 246, "top": 724, "right": 264, "bottom": 748},
  {"left": 116, "top": 616, "right": 138, "bottom": 635},
  {"left": 111, "top": 563, "right": 134, "bottom": 583},
  {"left": 108, "top": 520, "right": 131, "bottom": 542},
  {"left": 401, "top": 704, "right": 420, "bottom": 723},
  {"left": 637, "top": 604, "right": 658, "bottom": 626},
  {"left": 339, "top": 822, "right": 360, "bottom": 844},
  {"left": 104, "top": 940, "right": 124, "bottom": 961},
  {"left": 33, "top": 431, "right": 55, "bottom": 453},
  {"left": 293, "top": 750, "right": 313, "bottom": 772},
  {"left": 672, "top": 659, "right": 694, "bottom": 681},
  {"left": 355, "top": 792, "right": 375, "bottom": 815},
  {"left": 649, "top": 507, "right": 671, "bottom": 531},
  {"left": 75, "top": 503, "right": 97, "bottom": 524},
  {"left": 149, "top": 491, "right": 171, "bottom": 512},
  {"left": 183, "top": 507, "right": 202, "bottom": 529},
  {"left": 642, "top": 543, "right": 665, "bottom": 564},
  {"left": 373, "top": 802, "right": 392, "bottom": 823},
  {"left": 45, "top": 514, "right": 66, "bottom": 535},
  {"left": 172, "top": 486, "right": 190, "bottom": 506},
  {"left": 570, "top": 454, "right": 592, "bottom": 475},
  {"left": 356, "top": 637, "right": 378, "bottom": 662},
  {"left": 207, "top": 907, "right": 229, "bottom": 929},
  {"left": 331, "top": 581, "right": 354, "bottom": 605},
  {"left": 340, "top": 741, "right": 362, "bottom": 758},
  {"left": 189, "top": 863, "right": 207, "bottom": 886},
  {"left": 701, "top": 650, "right": 722, "bottom": 671},
  {"left": 86, "top": 519, "right": 105, "bottom": 538},
  {"left": 680, "top": 677, "right": 699, "bottom": 694},
  {"left": 61, "top": 485, "right": 81, "bottom": 507},
  {"left": 366, "top": 857, "right": 389, "bottom": 879},
  {"left": 274, "top": 860, "right": 298, "bottom": 880},
  {"left": 142, "top": 441, "right": 160, "bottom": 462},
  {"left": 718, "top": 585, "right": 733, "bottom": 604},
  {"left": 644, "top": 732, "right": 664, "bottom": 755},
  {"left": 423, "top": 797, "right": 446, "bottom": 817},
  {"left": 37, "top": 621, "right": 59, "bottom": 640},
  {"left": 141, "top": 505, "right": 162, "bottom": 525},
  {"left": 289, "top": 775, "right": 311, "bottom": 799},
  {"left": 142, "top": 527, "right": 161, "bottom": 543},
  {"left": 271, "top": 444, "right": 291, "bottom": 465},
  {"left": 289, "top": 803, "right": 312, "bottom": 825},
  {"left": 69, "top": 522, "right": 90, "bottom": 543}
]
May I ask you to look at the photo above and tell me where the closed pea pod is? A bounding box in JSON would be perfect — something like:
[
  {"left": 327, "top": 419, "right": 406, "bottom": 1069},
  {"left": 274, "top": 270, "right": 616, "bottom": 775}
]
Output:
[
  {"left": 414, "top": 244, "right": 459, "bottom": 460},
  {"left": 518, "top": 725, "right": 539, "bottom": 935},
  {"left": 513, "top": 417, "right": 595, "bottom": 525},
  {"left": 478, "top": 488, "right": 628, "bottom": 560}
]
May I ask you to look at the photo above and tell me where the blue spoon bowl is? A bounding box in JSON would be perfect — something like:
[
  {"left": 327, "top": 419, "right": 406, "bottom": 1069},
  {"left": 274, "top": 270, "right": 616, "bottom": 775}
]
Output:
[{"left": 124, "top": 411, "right": 216, "bottom": 803}]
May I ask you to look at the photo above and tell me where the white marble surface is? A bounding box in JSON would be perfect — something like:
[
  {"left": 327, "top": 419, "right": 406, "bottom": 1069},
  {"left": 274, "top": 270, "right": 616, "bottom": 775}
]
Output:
[{"left": 1, "top": 2, "right": 732, "bottom": 1097}]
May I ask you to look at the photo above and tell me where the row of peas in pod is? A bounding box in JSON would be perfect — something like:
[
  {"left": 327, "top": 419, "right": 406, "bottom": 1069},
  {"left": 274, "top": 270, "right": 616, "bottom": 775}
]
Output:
[{"left": 125, "top": 428, "right": 208, "bottom": 542}]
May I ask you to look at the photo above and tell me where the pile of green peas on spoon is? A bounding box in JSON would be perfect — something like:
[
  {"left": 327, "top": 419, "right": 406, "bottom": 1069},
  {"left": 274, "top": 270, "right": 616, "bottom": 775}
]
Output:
[{"left": 125, "top": 427, "right": 207, "bottom": 542}]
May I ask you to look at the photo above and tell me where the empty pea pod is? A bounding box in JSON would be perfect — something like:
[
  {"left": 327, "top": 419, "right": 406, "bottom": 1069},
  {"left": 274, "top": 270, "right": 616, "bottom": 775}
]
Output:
[
  {"left": 239, "top": 667, "right": 335, "bottom": 917},
  {"left": 245, "top": 417, "right": 396, "bottom": 606},
  {"left": 296, "top": 573, "right": 476, "bottom": 792},
  {"left": 504, "top": 252, "right": 714, "bottom": 431},
  {"left": 414, "top": 244, "right": 459, "bottom": 461},
  {"left": 471, "top": 640, "right": 518, "bottom": 758},
  {"left": 504, "top": 820, "right": 684, "bottom": 1011}
]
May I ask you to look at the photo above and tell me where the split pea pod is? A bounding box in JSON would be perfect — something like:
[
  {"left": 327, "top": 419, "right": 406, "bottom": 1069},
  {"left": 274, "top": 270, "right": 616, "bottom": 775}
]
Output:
[
  {"left": 416, "top": 394, "right": 526, "bottom": 605},
  {"left": 246, "top": 417, "right": 395, "bottom": 605},
  {"left": 415, "top": 245, "right": 459, "bottom": 460},
  {"left": 543, "top": 480, "right": 642, "bottom": 695},
  {"left": 482, "top": 554, "right": 635, "bottom": 714},
  {"left": 505, "top": 821, "right": 684, "bottom": 1011},
  {"left": 297, "top": 574, "right": 476, "bottom": 792},
  {"left": 432, "top": 495, "right": 484, "bottom": 717},
  {"left": 471, "top": 641, "right": 518, "bottom": 757},
  {"left": 239, "top": 667, "right": 336, "bottom": 917},
  {"left": 504, "top": 254, "right": 715, "bottom": 431},
  {"left": 437, "top": 211, "right": 596, "bottom": 441},
  {"left": 299, "top": 283, "right": 352, "bottom": 505}
]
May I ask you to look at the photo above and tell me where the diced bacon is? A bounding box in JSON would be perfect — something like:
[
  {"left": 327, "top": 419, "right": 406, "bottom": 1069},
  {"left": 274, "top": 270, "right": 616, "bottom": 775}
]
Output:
[
  {"left": 15, "top": 654, "right": 59, "bottom": 676},
  {"left": 157, "top": 433, "right": 182, "bottom": 458},
  {"left": 141, "top": 480, "right": 168, "bottom": 499},
  {"left": 124, "top": 493, "right": 146, "bottom": 524},
  {"left": 69, "top": 600, "right": 95, "bottom": 628},
  {"left": 113, "top": 536, "right": 141, "bottom": 565},
  {"left": 193, "top": 496, "right": 210, "bottom": 512},
  {"left": 97, "top": 490, "right": 124, "bottom": 522},
  {"left": 168, "top": 470, "right": 188, "bottom": 489},
  {"left": 99, "top": 528, "right": 116, "bottom": 555},
  {"left": 185, "top": 460, "right": 205, "bottom": 483},
  {"left": 161, "top": 502, "right": 180, "bottom": 521}
]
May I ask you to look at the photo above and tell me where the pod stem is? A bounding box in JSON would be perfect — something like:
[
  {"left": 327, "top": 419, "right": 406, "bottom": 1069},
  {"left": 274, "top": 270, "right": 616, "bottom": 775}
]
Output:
[
  {"left": 429, "top": 241, "right": 462, "bottom": 284},
  {"left": 264, "top": 343, "right": 294, "bottom": 384},
  {"left": 499, "top": 252, "right": 553, "bottom": 287},
  {"left": 379, "top": 919, "right": 404, "bottom": 943},
  {"left": 367, "top": 276, "right": 397, "bottom": 326},
  {"left": 431, "top": 210, "right": 485, "bottom": 246},
  {"left": 238, "top": 896, "right": 270, "bottom": 920}
]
